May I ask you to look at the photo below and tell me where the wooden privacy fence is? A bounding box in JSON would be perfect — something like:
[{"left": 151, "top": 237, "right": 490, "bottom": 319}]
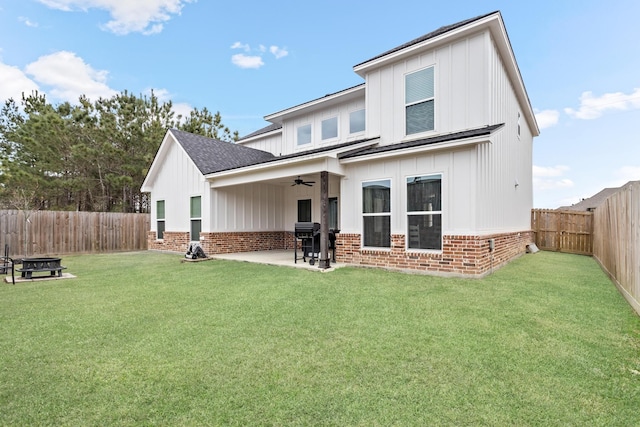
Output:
[
  {"left": 592, "top": 182, "right": 640, "bottom": 315},
  {"left": 531, "top": 209, "right": 594, "bottom": 255},
  {"left": 0, "top": 210, "right": 150, "bottom": 257}
]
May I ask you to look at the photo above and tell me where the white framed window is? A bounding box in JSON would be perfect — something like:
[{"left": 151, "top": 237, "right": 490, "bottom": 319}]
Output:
[
  {"left": 297, "top": 124, "right": 312, "bottom": 146},
  {"left": 405, "top": 66, "right": 435, "bottom": 135},
  {"left": 362, "top": 179, "right": 391, "bottom": 248},
  {"left": 329, "top": 197, "right": 338, "bottom": 230},
  {"left": 156, "top": 200, "right": 165, "bottom": 239},
  {"left": 321, "top": 117, "right": 338, "bottom": 140},
  {"left": 349, "top": 109, "right": 365, "bottom": 134},
  {"left": 406, "top": 174, "right": 442, "bottom": 250},
  {"left": 190, "top": 196, "right": 201, "bottom": 241}
]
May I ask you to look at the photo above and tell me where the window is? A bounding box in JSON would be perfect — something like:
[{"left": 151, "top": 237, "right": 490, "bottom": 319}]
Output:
[
  {"left": 362, "top": 180, "right": 391, "bottom": 248},
  {"left": 156, "top": 200, "right": 165, "bottom": 239},
  {"left": 329, "top": 197, "right": 338, "bottom": 229},
  {"left": 405, "top": 67, "right": 434, "bottom": 135},
  {"left": 298, "top": 199, "right": 311, "bottom": 222},
  {"left": 297, "top": 124, "right": 311, "bottom": 145},
  {"left": 349, "top": 109, "right": 365, "bottom": 134},
  {"left": 321, "top": 117, "right": 338, "bottom": 140},
  {"left": 190, "top": 196, "right": 201, "bottom": 241},
  {"left": 406, "top": 175, "right": 442, "bottom": 250}
]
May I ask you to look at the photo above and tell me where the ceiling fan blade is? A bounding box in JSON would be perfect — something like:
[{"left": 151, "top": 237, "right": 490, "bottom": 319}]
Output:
[{"left": 303, "top": 183, "right": 312, "bottom": 186}]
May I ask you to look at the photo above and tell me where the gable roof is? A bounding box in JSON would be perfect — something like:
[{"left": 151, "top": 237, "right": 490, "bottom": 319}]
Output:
[
  {"left": 354, "top": 11, "right": 499, "bottom": 69},
  {"left": 170, "top": 129, "right": 276, "bottom": 175},
  {"left": 339, "top": 124, "right": 504, "bottom": 159},
  {"left": 237, "top": 122, "right": 282, "bottom": 141}
]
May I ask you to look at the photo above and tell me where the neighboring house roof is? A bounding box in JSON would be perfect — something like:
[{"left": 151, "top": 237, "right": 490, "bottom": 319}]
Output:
[
  {"left": 170, "top": 129, "right": 276, "bottom": 175},
  {"left": 354, "top": 11, "right": 499, "bottom": 69},
  {"left": 339, "top": 124, "right": 504, "bottom": 159},
  {"left": 238, "top": 122, "right": 282, "bottom": 141},
  {"left": 559, "top": 187, "right": 620, "bottom": 211}
]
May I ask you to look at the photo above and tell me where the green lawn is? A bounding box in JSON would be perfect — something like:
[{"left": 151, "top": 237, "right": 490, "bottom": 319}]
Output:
[{"left": 1, "top": 251, "right": 639, "bottom": 426}]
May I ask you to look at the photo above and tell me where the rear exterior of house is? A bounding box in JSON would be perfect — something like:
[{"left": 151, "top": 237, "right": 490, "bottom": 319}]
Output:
[{"left": 141, "top": 11, "right": 539, "bottom": 276}]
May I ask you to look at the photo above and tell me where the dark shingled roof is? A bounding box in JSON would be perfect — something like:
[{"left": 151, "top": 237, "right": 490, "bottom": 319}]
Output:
[
  {"left": 213, "top": 137, "right": 380, "bottom": 174},
  {"left": 559, "top": 187, "right": 620, "bottom": 211},
  {"left": 170, "top": 129, "right": 276, "bottom": 175},
  {"left": 238, "top": 122, "right": 283, "bottom": 141},
  {"left": 339, "top": 124, "right": 504, "bottom": 159},
  {"left": 354, "top": 11, "right": 499, "bottom": 69}
]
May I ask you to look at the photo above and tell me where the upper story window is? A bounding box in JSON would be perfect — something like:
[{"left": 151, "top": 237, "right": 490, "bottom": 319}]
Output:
[
  {"left": 349, "top": 109, "right": 365, "bottom": 134},
  {"left": 297, "top": 124, "right": 312, "bottom": 146},
  {"left": 405, "top": 66, "right": 434, "bottom": 135},
  {"left": 321, "top": 117, "right": 338, "bottom": 140}
]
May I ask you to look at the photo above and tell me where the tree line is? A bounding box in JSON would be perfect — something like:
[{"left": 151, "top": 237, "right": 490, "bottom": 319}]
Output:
[{"left": 0, "top": 91, "right": 238, "bottom": 213}]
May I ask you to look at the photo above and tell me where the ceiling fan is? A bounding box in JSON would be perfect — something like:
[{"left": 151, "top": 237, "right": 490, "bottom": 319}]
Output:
[{"left": 292, "top": 176, "right": 315, "bottom": 187}]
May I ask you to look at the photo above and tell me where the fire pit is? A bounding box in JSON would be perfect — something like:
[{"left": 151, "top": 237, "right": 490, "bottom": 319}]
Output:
[{"left": 17, "top": 257, "right": 66, "bottom": 279}]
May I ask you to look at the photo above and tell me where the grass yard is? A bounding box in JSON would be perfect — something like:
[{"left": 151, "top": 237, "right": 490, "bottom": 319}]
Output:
[{"left": 1, "top": 251, "right": 639, "bottom": 426}]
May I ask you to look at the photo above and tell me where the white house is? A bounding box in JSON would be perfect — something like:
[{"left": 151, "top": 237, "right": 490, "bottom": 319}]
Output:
[{"left": 141, "top": 10, "right": 539, "bottom": 276}]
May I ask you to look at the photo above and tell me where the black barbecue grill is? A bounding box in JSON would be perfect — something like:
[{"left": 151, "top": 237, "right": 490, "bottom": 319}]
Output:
[{"left": 294, "top": 222, "right": 320, "bottom": 265}]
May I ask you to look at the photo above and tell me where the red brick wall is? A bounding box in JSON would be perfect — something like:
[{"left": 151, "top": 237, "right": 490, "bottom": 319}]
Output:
[
  {"left": 336, "top": 230, "right": 532, "bottom": 276},
  {"left": 149, "top": 228, "right": 531, "bottom": 276},
  {"left": 148, "top": 231, "right": 190, "bottom": 252},
  {"left": 199, "top": 231, "right": 286, "bottom": 255}
]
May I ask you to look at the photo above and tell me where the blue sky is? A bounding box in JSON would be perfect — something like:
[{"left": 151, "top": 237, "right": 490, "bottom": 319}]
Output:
[{"left": 1, "top": 0, "right": 639, "bottom": 208}]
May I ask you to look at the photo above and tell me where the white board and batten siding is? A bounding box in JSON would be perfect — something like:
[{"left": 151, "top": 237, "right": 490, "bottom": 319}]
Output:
[
  {"left": 345, "top": 28, "right": 533, "bottom": 235},
  {"left": 339, "top": 147, "right": 476, "bottom": 235},
  {"left": 150, "top": 135, "right": 210, "bottom": 233},
  {"left": 212, "top": 183, "right": 285, "bottom": 232}
]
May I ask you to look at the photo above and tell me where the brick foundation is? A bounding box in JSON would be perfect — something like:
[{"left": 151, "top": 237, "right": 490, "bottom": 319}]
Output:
[
  {"left": 149, "top": 229, "right": 532, "bottom": 276},
  {"left": 199, "top": 231, "right": 286, "bottom": 255},
  {"left": 336, "top": 230, "right": 532, "bottom": 277},
  {"left": 148, "top": 231, "right": 190, "bottom": 252}
]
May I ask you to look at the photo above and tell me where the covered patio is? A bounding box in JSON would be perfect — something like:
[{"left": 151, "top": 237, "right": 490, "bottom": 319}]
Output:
[{"left": 210, "top": 249, "right": 346, "bottom": 272}]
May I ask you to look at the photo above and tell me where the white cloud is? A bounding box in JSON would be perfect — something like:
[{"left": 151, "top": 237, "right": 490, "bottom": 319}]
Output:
[
  {"left": 230, "top": 42, "right": 288, "bottom": 69},
  {"left": 36, "top": 0, "right": 194, "bottom": 35},
  {"left": 230, "top": 42, "right": 250, "bottom": 52},
  {"left": 564, "top": 88, "right": 640, "bottom": 120},
  {"left": 231, "top": 54, "right": 264, "bottom": 69},
  {"left": 19, "top": 16, "right": 39, "bottom": 27},
  {"left": 0, "top": 62, "right": 40, "bottom": 102},
  {"left": 24, "top": 51, "right": 117, "bottom": 102},
  {"left": 534, "top": 109, "right": 559, "bottom": 130},
  {"left": 532, "top": 165, "right": 574, "bottom": 191},
  {"left": 270, "top": 45, "right": 288, "bottom": 59},
  {"left": 148, "top": 88, "right": 191, "bottom": 122},
  {"left": 612, "top": 166, "right": 640, "bottom": 185}
]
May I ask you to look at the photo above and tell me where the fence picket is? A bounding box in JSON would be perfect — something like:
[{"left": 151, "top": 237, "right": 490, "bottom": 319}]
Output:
[{"left": 0, "top": 210, "right": 149, "bottom": 257}]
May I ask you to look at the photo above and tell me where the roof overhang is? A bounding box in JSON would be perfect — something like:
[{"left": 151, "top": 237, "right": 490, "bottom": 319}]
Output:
[
  {"left": 353, "top": 12, "right": 539, "bottom": 137},
  {"left": 264, "top": 84, "right": 365, "bottom": 124},
  {"left": 339, "top": 127, "right": 501, "bottom": 164},
  {"left": 205, "top": 138, "right": 379, "bottom": 188}
]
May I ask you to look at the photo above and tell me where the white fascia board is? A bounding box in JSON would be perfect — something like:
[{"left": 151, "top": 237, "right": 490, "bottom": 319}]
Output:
[
  {"left": 354, "top": 14, "right": 499, "bottom": 76},
  {"left": 205, "top": 139, "right": 378, "bottom": 188},
  {"left": 338, "top": 135, "right": 492, "bottom": 164},
  {"left": 209, "top": 157, "right": 345, "bottom": 189},
  {"left": 353, "top": 13, "right": 539, "bottom": 137},
  {"left": 140, "top": 130, "right": 174, "bottom": 192},
  {"left": 236, "top": 127, "right": 283, "bottom": 145},
  {"left": 264, "top": 84, "right": 365, "bottom": 123}
]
